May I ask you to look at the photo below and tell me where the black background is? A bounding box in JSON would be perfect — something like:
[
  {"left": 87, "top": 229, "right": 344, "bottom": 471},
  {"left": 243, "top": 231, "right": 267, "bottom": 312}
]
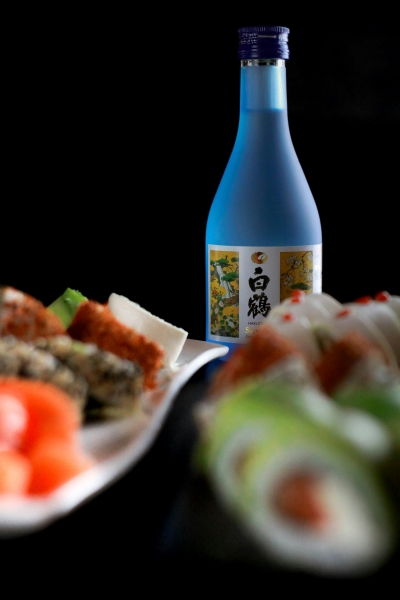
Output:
[
  {"left": 2, "top": 7, "right": 400, "bottom": 589},
  {"left": 3, "top": 9, "right": 400, "bottom": 343}
]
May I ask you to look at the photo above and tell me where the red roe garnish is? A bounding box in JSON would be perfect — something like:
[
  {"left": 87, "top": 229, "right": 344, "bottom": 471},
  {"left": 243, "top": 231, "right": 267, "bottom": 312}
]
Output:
[
  {"left": 291, "top": 290, "right": 305, "bottom": 299},
  {"left": 282, "top": 312, "right": 295, "bottom": 322},
  {"left": 355, "top": 295, "right": 372, "bottom": 304},
  {"left": 336, "top": 308, "right": 352, "bottom": 318},
  {"left": 375, "top": 291, "right": 391, "bottom": 302}
]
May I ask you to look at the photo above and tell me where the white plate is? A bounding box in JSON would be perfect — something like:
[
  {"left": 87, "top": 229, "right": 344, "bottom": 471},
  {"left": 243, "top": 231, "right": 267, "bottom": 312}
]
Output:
[{"left": 0, "top": 338, "right": 228, "bottom": 538}]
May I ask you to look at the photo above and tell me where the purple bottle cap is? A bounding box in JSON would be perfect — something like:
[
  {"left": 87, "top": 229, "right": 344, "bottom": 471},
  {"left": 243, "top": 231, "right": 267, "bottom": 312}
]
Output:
[{"left": 238, "top": 25, "right": 290, "bottom": 60}]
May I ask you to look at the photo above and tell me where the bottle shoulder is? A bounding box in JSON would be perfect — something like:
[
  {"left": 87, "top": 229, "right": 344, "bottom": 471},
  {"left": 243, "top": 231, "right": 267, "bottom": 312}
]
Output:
[{"left": 206, "top": 109, "right": 322, "bottom": 246}]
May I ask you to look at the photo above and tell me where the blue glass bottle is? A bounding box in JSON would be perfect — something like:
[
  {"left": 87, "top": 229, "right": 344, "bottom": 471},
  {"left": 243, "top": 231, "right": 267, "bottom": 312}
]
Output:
[{"left": 206, "top": 26, "right": 322, "bottom": 357}]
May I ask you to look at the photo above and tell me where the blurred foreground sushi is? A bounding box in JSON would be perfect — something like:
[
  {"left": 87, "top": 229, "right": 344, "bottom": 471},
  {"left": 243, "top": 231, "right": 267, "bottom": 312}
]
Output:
[
  {"left": 195, "top": 381, "right": 397, "bottom": 577},
  {"left": 0, "top": 286, "right": 65, "bottom": 340},
  {"left": 207, "top": 322, "right": 317, "bottom": 400},
  {"left": 0, "top": 335, "right": 145, "bottom": 421}
]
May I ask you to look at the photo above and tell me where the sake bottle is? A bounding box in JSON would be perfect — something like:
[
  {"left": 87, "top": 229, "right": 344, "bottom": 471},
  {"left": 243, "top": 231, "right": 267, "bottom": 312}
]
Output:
[{"left": 206, "top": 25, "right": 322, "bottom": 356}]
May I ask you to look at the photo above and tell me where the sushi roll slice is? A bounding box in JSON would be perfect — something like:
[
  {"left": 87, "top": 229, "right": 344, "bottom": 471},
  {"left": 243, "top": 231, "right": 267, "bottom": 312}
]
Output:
[
  {"left": 196, "top": 381, "right": 396, "bottom": 577},
  {"left": 268, "top": 291, "right": 341, "bottom": 324},
  {"left": 302, "top": 291, "right": 343, "bottom": 316},
  {"left": 374, "top": 290, "right": 400, "bottom": 320},
  {"left": 314, "top": 330, "right": 397, "bottom": 397},
  {"left": 267, "top": 312, "right": 322, "bottom": 365},
  {"left": 207, "top": 322, "right": 317, "bottom": 400},
  {"left": 66, "top": 299, "right": 165, "bottom": 390},
  {"left": 0, "top": 335, "right": 87, "bottom": 409},
  {"left": 343, "top": 297, "right": 400, "bottom": 367},
  {"left": 332, "top": 385, "right": 400, "bottom": 505},
  {"left": 32, "top": 335, "right": 145, "bottom": 420},
  {"left": 0, "top": 286, "right": 65, "bottom": 341},
  {"left": 313, "top": 306, "right": 398, "bottom": 368}
]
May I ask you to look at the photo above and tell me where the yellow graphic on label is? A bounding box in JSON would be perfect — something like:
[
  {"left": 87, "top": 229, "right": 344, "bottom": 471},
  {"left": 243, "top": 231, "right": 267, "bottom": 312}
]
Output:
[
  {"left": 280, "top": 250, "right": 314, "bottom": 302},
  {"left": 210, "top": 250, "right": 239, "bottom": 337}
]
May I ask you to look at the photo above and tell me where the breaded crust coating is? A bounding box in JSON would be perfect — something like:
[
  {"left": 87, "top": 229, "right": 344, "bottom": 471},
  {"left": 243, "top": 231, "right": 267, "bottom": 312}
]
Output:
[
  {"left": 0, "top": 287, "right": 65, "bottom": 340},
  {"left": 67, "top": 300, "right": 165, "bottom": 389}
]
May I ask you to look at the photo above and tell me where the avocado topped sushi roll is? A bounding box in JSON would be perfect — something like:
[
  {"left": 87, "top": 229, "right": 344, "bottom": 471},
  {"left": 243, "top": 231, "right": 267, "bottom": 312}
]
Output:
[{"left": 196, "top": 381, "right": 397, "bottom": 577}]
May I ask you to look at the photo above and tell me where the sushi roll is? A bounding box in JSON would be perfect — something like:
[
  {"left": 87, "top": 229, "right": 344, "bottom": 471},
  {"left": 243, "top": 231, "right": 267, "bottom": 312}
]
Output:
[
  {"left": 32, "top": 335, "right": 145, "bottom": 420},
  {"left": 268, "top": 290, "right": 341, "bottom": 323},
  {"left": 343, "top": 296, "right": 400, "bottom": 367},
  {"left": 66, "top": 299, "right": 165, "bottom": 390},
  {"left": 0, "top": 335, "right": 87, "bottom": 409},
  {"left": 0, "top": 286, "right": 65, "bottom": 341},
  {"left": 196, "top": 381, "right": 396, "bottom": 577},
  {"left": 267, "top": 311, "right": 322, "bottom": 365},
  {"left": 313, "top": 306, "right": 398, "bottom": 368},
  {"left": 314, "top": 330, "right": 398, "bottom": 397},
  {"left": 374, "top": 290, "right": 400, "bottom": 320},
  {"left": 207, "top": 322, "right": 317, "bottom": 400},
  {"left": 332, "top": 384, "right": 400, "bottom": 505}
]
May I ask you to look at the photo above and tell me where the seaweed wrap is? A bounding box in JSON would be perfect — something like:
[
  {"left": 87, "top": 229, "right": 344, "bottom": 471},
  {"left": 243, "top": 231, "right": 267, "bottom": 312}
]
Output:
[
  {"left": 0, "top": 335, "right": 87, "bottom": 409},
  {"left": 196, "top": 381, "right": 397, "bottom": 577},
  {"left": 32, "top": 335, "right": 144, "bottom": 420}
]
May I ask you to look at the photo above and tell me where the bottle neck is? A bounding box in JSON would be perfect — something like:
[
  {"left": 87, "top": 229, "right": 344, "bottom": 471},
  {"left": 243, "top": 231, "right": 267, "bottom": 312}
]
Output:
[{"left": 240, "top": 59, "right": 287, "bottom": 111}]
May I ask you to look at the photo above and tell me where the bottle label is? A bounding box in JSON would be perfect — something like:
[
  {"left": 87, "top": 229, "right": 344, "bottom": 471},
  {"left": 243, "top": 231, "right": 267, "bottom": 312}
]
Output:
[{"left": 208, "top": 244, "right": 322, "bottom": 344}]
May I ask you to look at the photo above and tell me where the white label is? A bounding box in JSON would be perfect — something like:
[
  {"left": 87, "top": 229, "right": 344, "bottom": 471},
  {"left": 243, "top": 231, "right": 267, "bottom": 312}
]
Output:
[{"left": 208, "top": 244, "right": 322, "bottom": 344}]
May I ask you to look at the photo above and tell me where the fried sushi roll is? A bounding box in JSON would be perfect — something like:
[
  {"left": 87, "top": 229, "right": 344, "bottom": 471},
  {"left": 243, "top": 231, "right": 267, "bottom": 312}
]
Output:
[
  {"left": 67, "top": 300, "right": 164, "bottom": 390},
  {"left": 32, "top": 335, "right": 144, "bottom": 420},
  {"left": 0, "top": 286, "right": 65, "bottom": 341}
]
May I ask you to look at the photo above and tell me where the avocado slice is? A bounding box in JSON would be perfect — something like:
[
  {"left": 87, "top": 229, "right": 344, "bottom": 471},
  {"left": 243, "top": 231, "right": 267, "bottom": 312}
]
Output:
[{"left": 47, "top": 288, "right": 88, "bottom": 329}]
